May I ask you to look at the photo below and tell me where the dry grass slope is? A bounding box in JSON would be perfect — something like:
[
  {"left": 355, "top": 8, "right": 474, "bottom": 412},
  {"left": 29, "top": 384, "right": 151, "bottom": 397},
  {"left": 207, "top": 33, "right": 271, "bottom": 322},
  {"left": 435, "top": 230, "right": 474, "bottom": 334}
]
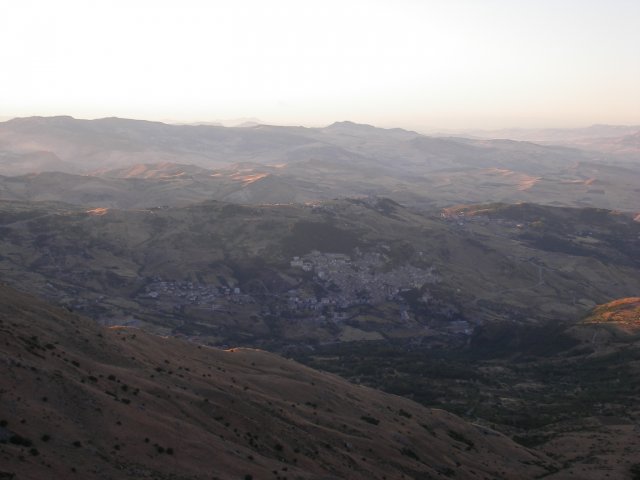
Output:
[
  {"left": 584, "top": 298, "right": 640, "bottom": 330},
  {"left": 0, "top": 284, "right": 552, "bottom": 479}
]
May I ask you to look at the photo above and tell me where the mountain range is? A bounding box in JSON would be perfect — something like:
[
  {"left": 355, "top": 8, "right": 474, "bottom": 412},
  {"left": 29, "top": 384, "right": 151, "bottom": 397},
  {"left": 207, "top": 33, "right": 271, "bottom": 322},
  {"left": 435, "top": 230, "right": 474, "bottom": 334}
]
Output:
[{"left": 1, "top": 116, "right": 639, "bottom": 211}]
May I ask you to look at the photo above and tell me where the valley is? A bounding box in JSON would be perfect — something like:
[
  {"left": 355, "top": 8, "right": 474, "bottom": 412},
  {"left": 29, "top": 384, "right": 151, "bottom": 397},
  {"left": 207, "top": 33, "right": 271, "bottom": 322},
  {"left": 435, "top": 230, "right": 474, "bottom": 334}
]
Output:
[{"left": 1, "top": 116, "right": 640, "bottom": 479}]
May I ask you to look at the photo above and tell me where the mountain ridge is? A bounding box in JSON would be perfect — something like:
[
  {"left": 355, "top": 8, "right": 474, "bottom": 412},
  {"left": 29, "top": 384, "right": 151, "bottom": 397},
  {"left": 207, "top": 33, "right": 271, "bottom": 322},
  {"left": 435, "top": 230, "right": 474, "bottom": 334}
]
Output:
[{"left": 3, "top": 116, "right": 639, "bottom": 211}]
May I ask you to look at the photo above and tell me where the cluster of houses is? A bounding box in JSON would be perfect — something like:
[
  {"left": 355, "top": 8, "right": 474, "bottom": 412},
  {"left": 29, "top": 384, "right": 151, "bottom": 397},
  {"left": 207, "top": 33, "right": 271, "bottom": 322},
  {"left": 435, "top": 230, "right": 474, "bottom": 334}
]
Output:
[
  {"left": 441, "top": 210, "right": 527, "bottom": 229},
  {"left": 139, "top": 279, "right": 247, "bottom": 307},
  {"left": 287, "top": 249, "right": 439, "bottom": 312},
  {"left": 134, "top": 248, "right": 446, "bottom": 327}
]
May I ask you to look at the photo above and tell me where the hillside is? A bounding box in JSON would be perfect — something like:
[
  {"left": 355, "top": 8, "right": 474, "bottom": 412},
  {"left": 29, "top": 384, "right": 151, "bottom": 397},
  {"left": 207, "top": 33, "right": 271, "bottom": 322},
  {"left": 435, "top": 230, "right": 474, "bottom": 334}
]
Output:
[
  {"left": 583, "top": 297, "right": 640, "bottom": 331},
  {"left": 0, "top": 283, "right": 551, "bottom": 480},
  {"left": 0, "top": 198, "right": 638, "bottom": 347}
]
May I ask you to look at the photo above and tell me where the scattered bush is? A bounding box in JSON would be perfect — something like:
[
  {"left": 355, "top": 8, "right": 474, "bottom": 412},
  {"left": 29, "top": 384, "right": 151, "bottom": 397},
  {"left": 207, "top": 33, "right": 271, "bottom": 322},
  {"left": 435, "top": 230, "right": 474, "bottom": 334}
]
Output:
[
  {"left": 360, "top": 415, "right": 380, "bottom": 425},
  {"left": 448, "top": 430, "right": 474, "bottom": 449},
  {"left": 400, "top": 447, "right": 419, "bottom": 460},
  {"left": 9, "top": 435, "right": 32, "bottom": 447}
]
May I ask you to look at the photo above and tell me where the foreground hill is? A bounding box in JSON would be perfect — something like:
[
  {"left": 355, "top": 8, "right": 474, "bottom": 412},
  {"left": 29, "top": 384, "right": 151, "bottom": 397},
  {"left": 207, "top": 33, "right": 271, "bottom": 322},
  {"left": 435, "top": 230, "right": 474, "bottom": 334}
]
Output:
[{"left": 0, "top": 283, "right": 551, "bottom": 479}]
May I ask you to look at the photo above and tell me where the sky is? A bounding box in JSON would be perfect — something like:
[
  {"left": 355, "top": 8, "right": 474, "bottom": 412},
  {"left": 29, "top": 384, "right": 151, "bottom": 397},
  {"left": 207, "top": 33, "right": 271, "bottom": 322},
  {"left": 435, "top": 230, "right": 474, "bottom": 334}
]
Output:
[{"left": 1, "top": 0, "right": 639, "bottom": 131}]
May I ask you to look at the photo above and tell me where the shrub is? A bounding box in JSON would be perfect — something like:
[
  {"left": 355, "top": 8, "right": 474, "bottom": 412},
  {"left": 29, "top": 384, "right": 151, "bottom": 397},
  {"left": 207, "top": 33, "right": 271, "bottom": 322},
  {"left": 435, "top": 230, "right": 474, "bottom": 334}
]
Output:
[
  {"left": 9, "top": 435, "right": 32, "bottom": 447},
  {"left": 400, "top": 447, "right": 419, "bottom": 460},
  {"left": 360, "top": 415, "right": 380, "bottom": 425},
  {"left": 398, "top": 409, "right": 412, "bottom": 418},
  {"left": 448, "top": 430, "right": 474, "bottom": 449}
]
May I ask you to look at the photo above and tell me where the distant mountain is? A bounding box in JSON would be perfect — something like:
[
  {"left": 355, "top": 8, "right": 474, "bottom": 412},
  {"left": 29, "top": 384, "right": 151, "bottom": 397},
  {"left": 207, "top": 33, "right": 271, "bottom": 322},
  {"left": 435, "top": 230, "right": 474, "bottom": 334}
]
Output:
[
  {"left": 2, "top": 116, "right": 639, "bottom": 211},
  {"left": 1, "top": 155, "right": 640, "bottom": 211},
  {"left": 324, "top": 120, "right": 418, "bottom": 136},
  {"left": 573, "top": 130, "right": 640, "bottom": 156},
  {"left": 233, "top": 120, "right": 263, "bottom": 128},
  {"left": 0, "top": 115, "right": 596, "bottom": 176},
  {"left": 455, "top": 124, "right": 640, "bottom": 144},
  {"left": 0, "top": 116, "right": 316, "bottom": 173}
]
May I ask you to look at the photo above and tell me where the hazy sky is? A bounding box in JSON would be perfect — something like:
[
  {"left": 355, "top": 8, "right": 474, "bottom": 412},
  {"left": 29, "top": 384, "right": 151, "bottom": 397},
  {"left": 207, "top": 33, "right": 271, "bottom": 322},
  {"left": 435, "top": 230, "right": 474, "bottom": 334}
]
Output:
[{"left": 1, "top": 0, "right": 639, "bottom": 130}]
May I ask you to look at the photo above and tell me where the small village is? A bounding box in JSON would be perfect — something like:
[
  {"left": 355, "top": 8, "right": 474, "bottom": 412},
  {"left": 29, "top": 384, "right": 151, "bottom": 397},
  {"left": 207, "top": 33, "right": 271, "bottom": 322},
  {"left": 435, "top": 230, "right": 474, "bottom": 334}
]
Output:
[
  {"left": 287, "top": 249, "right": 439, "bottom": 311},
  {"left": 130, "top": 249, "right": 442, "bottom": 331},
  {"left": 138, "top": 278, "right": 254, "bottom": 308}
]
